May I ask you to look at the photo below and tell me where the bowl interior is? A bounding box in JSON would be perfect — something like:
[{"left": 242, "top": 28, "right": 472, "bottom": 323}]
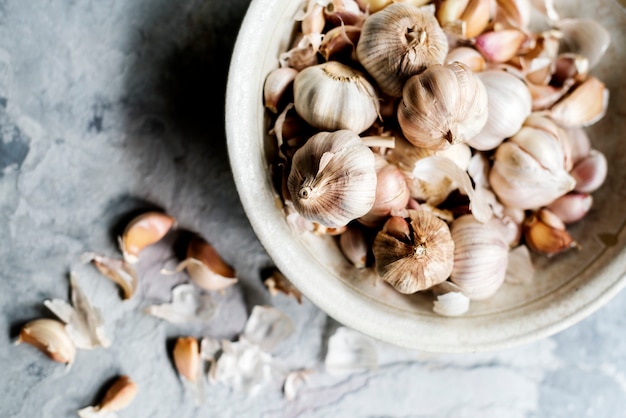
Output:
[{"left": 226, "top": 0, "right": 626, "bottom": 352}]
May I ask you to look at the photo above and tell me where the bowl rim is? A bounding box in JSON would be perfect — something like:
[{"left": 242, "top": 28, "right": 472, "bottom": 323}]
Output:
[{"left": 225, "top": 0, "right": 626, "bottom": 352}]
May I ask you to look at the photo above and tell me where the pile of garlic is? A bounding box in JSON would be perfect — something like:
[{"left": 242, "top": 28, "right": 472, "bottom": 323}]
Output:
[{"left": 263, "top": 0, "right": 610, "bottom": 316}]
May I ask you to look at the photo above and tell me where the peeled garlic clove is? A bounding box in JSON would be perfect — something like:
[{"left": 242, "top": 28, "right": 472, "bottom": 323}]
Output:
[
  {"left": 571, "top": 149, "right": 608, "bottom": 194},
  {"left": 450, "top": 215, "right": 509, "bottom": 300},
  {"left": 398, "top": 62, "right": 488, "bottom": 150},
  {"left": 489, "top": 120, "right": 576, "bottom": 209},
  {"left": 523, "top": 208, "right": 578, "bottom": 257},
  {"left": 556, "top": 18, "right": 611, "bottom": 70},
  {"left": 445, "top": 46, "right": 486, "bottom": 72},
  {"left": 459, "top": 0, "right": 492, "bottom": 38},
  {"left": 356, "top": 3, "right": 449, "bottom": 97},
  {"left": 119, "top": 211, "right": 176, "bottom": 264},
  {"left": 287, "top": 130, "right": 377, "bottom": 228},
  {"left": 263, "top": 67, "right": 298, "bottom": 114},
  {"left": 475, "top": 29, "right": 526, "bottom": 63},
  {"left": 468, "top": 70, "right": 532, "bottom": 151},
  {"left": 359, "top": 160, "right": 410, "bottom": 227},
  {"left": 373, "top": 210, "right": 454, "bottom": 294},
  {"left": 546, "top": 192, "right": 593, "bottom": 224},
  {"left": 293, "top": 61, "right": 379, "bottom": 133},
  {"left": 17, "top": 318, "right": 76, "bottom": 364},
  {"left": 174, "top": 336, "right": 201, "bottom": 383},
  {"left": 549, "top": 77, "right": 609, "bottom": 128},
  {"left": 180, "top": 235, "right": 238, "bottom": 291},
  {"left": 431, "top": 281, "right": 470, "bottom": 316},
  {"left": 339, "top": 225, "right": 369, "bottom": 268}
]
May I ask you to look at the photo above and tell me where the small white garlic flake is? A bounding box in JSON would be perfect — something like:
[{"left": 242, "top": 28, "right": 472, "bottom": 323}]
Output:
[
  {"left": 144, "top": 283, "right": 218, "bottom": 324},
  {"left": 284, "top": 369, "right": 314, "bottom": 401},
  {"left": 242, "top": 305, "right": 296, "bottom": 353},
  {"left": 324, "top": 327, "right": 378, "bottom": 376},
  {"left": 431, "top": 281, "right": 470, "bottom": 317},
  {"left": 44, "top": 273, "right": 111, "bottom": 350},
  {"left": 212, "top": 339, "right": 275, "bottom": 396}
]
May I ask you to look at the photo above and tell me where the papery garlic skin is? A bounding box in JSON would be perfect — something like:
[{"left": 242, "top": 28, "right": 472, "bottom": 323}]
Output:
[
  {"left": 489, "top": 118, "right": 576, "bottom": 209},
  {"left": 372, "top": 211, "right": 454, "bottom": 294},
  {"left": 339, "top": 226, "right": 369, "bottom": 268},
  {"left": 398, "top": 62, "right": 489, "bottom": 150},
  {"left": 293, "top": 61, "right": 379, "bottom": 134},
  {"left": 450, "top": 215, "right": 509, "bottom": 300},
  {"left": 356, "top": 3, "right": 448, "bottom": 97},
  {"left": 431, "top": 281, "right": 470, "bottom": 317},
  {"left": 468, "top": 70, "right": 532, "bottom": 151},
  {"left": 288, "top": 130, "right": 377, "bottom": 228},
  {"left": 264, "top": 67, "right": 298, "bottom": 114}
]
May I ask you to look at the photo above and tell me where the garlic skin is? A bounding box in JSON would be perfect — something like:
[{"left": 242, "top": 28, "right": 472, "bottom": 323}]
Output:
[
  {"left": 450, "top": 215, "right": 509, "bottom": 300},
  {"left": 398, "top": 62, "right": 489, "bottom": 150},
  {"left": 372, "top": 211, "right": 454, "bottom": 294},
  {"left": 17, "top": 318, "right": 76, "bottom": 364},
  {"left": 356, "top": 3, "right": 448, "bottom": 97},
  {"left": 287, "top": 130, "right": 377, "bottom": 228},
  {"left": 557, "top": 18, "right": 611, "bottom": 70},
  {"left": 468, "top": 70, "right": 532, "bottom": 151},
  {"left": 489, "top": 117, "right": 576, "bottom": 209},
  {"left": 293, "top": 61, "right": 379, "bottom": 134}
]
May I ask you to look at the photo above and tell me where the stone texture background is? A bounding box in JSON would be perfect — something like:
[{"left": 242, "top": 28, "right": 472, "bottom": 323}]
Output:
[{"left": 1, "top": 1, "right": 625, "bottom": 417}]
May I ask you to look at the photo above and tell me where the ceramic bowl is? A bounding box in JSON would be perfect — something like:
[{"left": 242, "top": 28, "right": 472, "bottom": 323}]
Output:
[{"left": 226, "top": 0, "right": 626, "bottom": 352}]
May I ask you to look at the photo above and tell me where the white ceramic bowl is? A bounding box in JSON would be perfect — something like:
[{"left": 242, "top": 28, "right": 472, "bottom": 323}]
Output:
[{"left": 226, "top": 0, "right": 626, "bottom": 352}]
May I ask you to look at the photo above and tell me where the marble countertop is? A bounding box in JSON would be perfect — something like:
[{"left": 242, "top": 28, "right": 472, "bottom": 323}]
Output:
[{"left": 1, "top": 1, "right": 626, "bottom": 417}]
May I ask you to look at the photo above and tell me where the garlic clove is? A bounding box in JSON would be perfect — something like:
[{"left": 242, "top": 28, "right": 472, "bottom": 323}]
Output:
[
  {"left": 299, "top": 0, "right": 326, "bottom": 35},
  {"left": 556, "top": 18, "right": 611, "bottom": 70},
  {"left": 356, "top": 3, "right": 449, "bottom": 97},
  {"left": 436, "top": 0, "right": 471, "bottom": 25},
  {"left": 357, "top": 0, "right": 392, "bottom": 13},
  {"left": 373, "top": 210, "right": 454, "bottom": 294},
  {"left": 469, "top": 69, "right": 532, "bottom": 151},
  {"left": 359, "top": 160, "right": 410, "bottom": 227},
  {"left": 324, "top": 0, "right": 366, "bottom": 27},
  {"left": 474, "top": 29, "right": 526, "bottom": 63},
  {"left": 339, "top": 225, "right": 369, "bottom": 268},
  {"left": 293, "top": 61, "right": 379, "bottom": 133},
  {"left": 450, "top": 214, "right": 509, "bottom": 300},
  {"left": 494, "top": 0, "right": 532, "bottom": 30},
  {"left": 523, "top": 208, "right": 578, "bottom": 257},
  {"left": 550, "top": 53, "right": 589, "bottom": 87},
  {"left": 549, "top": 77, "right": 609, "bottom": 128},
  {"left": 563, "top": 127, "right": 591, "bottom": 165},
  {"left": 118, "top": 211, "right": 176, "bottom": 264},
  {"left": 571, "top": 149, "right": 608, "bottom": 194},
  {"left": 445, "top": 46, "right": 486, "bottom": 72},
  {"left": 173, "top": 336, "right": 201, "bottom": 383},
  {"left": 431, "top": 281, "right": 470, "bottom": 316},
  {"left": 279, "top": 33, "right": 324, "bottom": 70},
  {"left": 263, "top": 67, "right": 298, "bottom": 114},
  {"left": 81, "top": 252, "right": 138, "bottom": 300},
  {"left": 398, "top": 62, "right": 489, "bottom": 150},
  {"left": 459, "top": 0, "right": 492, "bottom": 38},
  {"left": 77, "top": 375, "right": 138, "bottom": 418},
  {"left": 435, "top": 142, "right": 473, "bottom": 171},
  {"left": 262, "top": 267, "right": 303, "bottom": 304},
  {"left": 546, "top": 192, "right": 593, "bottom": 224},
  {"left": 17, "top": 318, "right": 76, "bottom": 364},
  {"left": 318, "top": 24, "right": 361, "bottom": 62},
  {"left": 287, "top": 130, "right": 377, "bottom": 228},
  {"left": 179, "top": 235, "right": 238, "bottom": 292}
]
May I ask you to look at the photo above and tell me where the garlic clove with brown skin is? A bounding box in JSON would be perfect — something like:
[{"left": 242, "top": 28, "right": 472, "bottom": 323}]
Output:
[
  {"left": 372, "top": 210, "right": 454, "bottom": 294},
  {"left": 523, "top": 208, "right": 578, "bottom": 257},
  {"left": 356, "top": 3, "right": 449, "bottom": 97},
  {"left": 358, "top": 158, "right": 411, "bottom": 227},
  {"left": 180, "top": 235, "right": 238, "bottom": 292},
  {"left": 78, "top": 375, "right": 138, "bottom": 417},
  {"left": 398, "top": 62, "right": 489, "bottom": 150},
  {"left": 489, "top": 117, "right": 576, "bottom": 210},
  {"left": 293, "top": 61, "right": 379, "bottom": 134},
  {"left": 17, "top": 318, "right": 77, "bottom": 364},
  {"left": 450, "top": 215, "right": 509, "bottom": 300},
  {"left": 468, "top": 69, "right": 532, "bottom": 151},
  {"left": 287, "top": 130, "right": 377, "bottom": 228}
]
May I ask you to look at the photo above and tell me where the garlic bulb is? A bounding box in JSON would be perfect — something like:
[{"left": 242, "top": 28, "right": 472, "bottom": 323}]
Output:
[
  {"left": 468, "top": 70, "right": 532, "bottom": 151},
  {"left": 356, "top": 3, "right": 448, "bottom": 97},
  {"left": 372, "top": 210, "right": 454, "bottom": 294},
  {"left": 489, "top": 116, "right": 576, "bottom": 209},
  {"left": 450, "top": 215, "right": 509, "bottom": 300},
  {"left": 287, "top": 130, "right": 377, "bottom": 228},
  {"left": 398, "top": 62, "right": 488, "bottom": 150},
  {"left": 293, "top": 61, "right": 379, "bottom": 134}
]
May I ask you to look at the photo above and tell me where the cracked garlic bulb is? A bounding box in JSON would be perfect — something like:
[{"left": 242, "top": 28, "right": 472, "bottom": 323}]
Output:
[
  {"left": 356, "top": 3, "right": 448, "bottom": 97},
  {"left": 397, "top": 62, "right": 488, "bottom": 150},
  {"left": 287, "top": 130, "right": 377, "bottom": 228},
  {"left": 372, "top": 210, "right": 454, "bottom": 294}
]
